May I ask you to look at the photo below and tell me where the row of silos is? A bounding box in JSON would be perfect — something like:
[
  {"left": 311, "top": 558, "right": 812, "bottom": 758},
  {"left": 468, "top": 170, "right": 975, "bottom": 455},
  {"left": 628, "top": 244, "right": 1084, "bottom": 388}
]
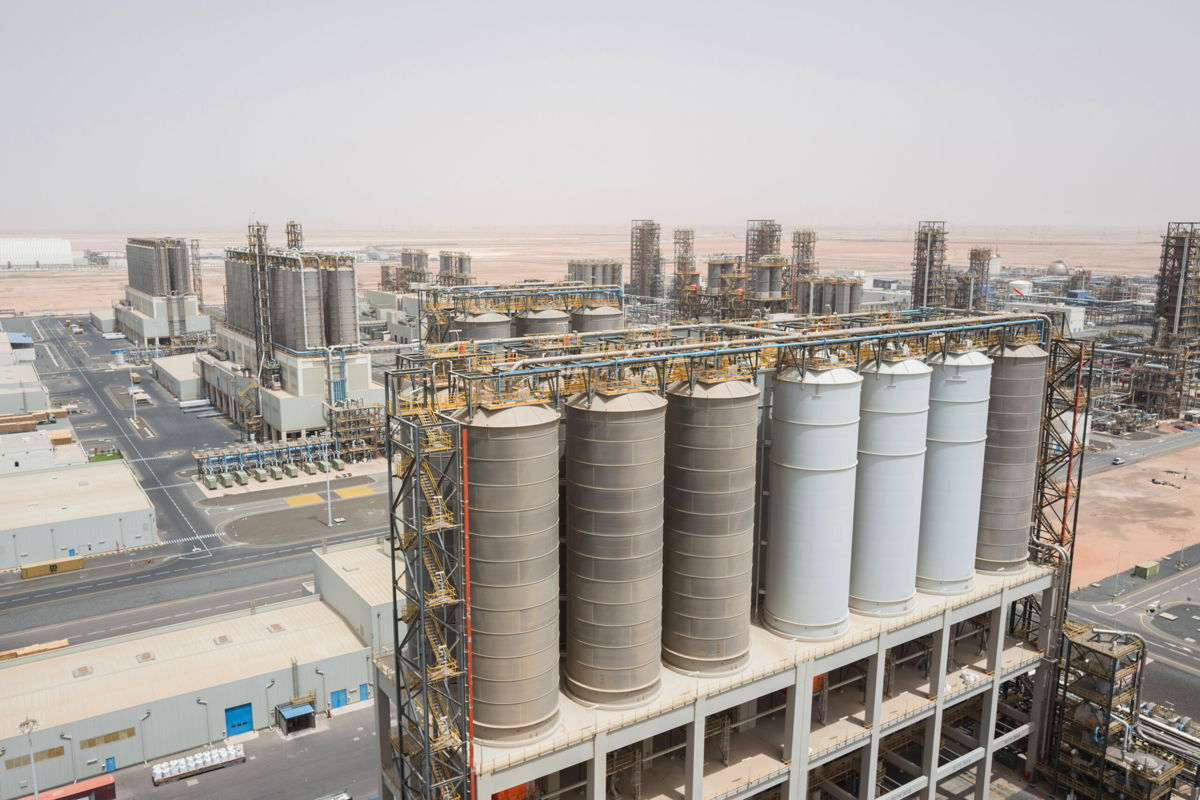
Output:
[
  {"left": 763, "top": 343, "right": 1047, "bottom": 640},
  {"left": 223, "top": 254, "right": 359, "bottom": 351},
  {"left": 795, "top": 276, "right": 864, "bottom": 316},
  {"left": 568, "top": 259, "right": 623, "bottom": 287},
  {"left": 449, "top": 307, "right": 625, "bottom": 340},
  {"left": 455, "top": 341, "right": 1047, "bottom": 744}
]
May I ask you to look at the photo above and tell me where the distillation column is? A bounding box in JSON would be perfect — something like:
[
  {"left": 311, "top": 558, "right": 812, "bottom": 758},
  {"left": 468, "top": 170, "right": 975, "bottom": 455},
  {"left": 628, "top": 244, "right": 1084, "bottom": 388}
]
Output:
[
  {"left": 763, "top": 365, "right": 863, "bottom": 640},
  {"left": 662, "top": 378, "right": 759, "bottom": 674},
  {"left": 565, "top": 391, "right": 667, "bottom": 706}
]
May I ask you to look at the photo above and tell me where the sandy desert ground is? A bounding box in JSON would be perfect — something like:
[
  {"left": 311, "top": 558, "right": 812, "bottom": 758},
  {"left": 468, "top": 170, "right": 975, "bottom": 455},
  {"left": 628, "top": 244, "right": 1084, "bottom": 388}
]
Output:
[
  {"left": 0, "top": 225, "right": 1165, "bottom": 314},
  {"left": 1073, "top": 442, "right": 1199, "bottom": 588}
]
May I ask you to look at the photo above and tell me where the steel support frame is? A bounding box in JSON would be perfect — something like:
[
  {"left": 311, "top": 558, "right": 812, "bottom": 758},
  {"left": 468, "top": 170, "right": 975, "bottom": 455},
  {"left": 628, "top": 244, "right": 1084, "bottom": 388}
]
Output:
[{"left": 387, "top": 367, "right": 471, "bottom": 800}]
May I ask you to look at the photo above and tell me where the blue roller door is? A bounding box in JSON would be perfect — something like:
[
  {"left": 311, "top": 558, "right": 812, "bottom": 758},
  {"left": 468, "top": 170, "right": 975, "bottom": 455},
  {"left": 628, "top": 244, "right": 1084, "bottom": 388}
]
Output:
[{"left": 225, "top": 702, "right": 253, "bottom": 736}]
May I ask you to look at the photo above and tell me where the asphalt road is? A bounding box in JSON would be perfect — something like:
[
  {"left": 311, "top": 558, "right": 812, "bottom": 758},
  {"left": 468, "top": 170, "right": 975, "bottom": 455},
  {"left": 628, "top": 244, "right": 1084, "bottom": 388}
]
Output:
[
  {"left": 1080, "top": 428, "right": 1200, "bottom": 477},
  {"left": 0, "top": 316, "right": 391, "bottom": 651}
]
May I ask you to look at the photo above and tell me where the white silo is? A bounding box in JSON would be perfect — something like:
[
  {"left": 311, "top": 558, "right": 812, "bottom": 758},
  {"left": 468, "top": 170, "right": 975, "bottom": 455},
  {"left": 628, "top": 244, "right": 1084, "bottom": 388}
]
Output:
[
  {"left": 916, "top": 349, "right": 993, "bottom": 594},
  {"left": 763, "top": 364, "right": 862, "bottom": 640},
  {"left": 848, "top": 356, "right": 932, "bottom": 616}
]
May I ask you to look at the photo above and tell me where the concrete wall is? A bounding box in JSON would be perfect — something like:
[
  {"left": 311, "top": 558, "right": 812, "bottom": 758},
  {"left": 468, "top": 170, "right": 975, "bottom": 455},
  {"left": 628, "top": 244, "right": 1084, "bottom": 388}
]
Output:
[
  {"left": 89, "top": 309, "right": 116, "bottom": 333},
  {"left": 0, "top": 614, "right": 372, "bottom": 798},
  {"left": 312, "top": 550, "right": 395, "bottom": 655}
]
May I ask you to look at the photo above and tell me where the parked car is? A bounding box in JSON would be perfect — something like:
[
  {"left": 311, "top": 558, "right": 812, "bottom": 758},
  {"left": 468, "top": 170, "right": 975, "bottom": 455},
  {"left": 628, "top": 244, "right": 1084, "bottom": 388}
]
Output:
[{"left": 1112, "top": 457, "right": 1127, "bottom": 465}]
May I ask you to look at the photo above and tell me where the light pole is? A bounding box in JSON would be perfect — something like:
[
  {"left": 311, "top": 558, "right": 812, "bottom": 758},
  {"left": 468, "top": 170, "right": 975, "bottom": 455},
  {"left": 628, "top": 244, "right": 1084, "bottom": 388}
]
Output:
[
  {"left": 59, "top": 733, "right": 74, "bottom": 783},
  {"left": 325, "top": 464, "right": 334, "bottom": 528},
  {"left": 1177, "top": 532, "right": 1189, "bottom": 571},
  {"left": 18, "top": 717, "right": 39, "bottom": 800},
  {"left": 128, "top": 365, "right": 137, "bottom": 421},
  {"left": 138, "top": 711, "right": 151, "bottom": 765}
]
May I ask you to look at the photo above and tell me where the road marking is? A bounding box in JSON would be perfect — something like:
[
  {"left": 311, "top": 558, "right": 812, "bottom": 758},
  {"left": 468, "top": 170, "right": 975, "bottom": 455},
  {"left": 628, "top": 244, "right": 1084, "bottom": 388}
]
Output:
[
  {"left": 285, "top": 493, "right": 323, "bottom": 507},
  {"left": 335, "top": 485, "right": 375, "bottom": 499}
]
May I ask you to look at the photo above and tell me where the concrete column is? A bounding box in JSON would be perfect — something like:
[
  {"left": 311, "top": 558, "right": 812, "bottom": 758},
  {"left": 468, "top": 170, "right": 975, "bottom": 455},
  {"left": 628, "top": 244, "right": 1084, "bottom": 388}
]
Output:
[
  {"left": 974, "top": 590, "right": 1010, "bottom": 800},
  {"left": 859, "top": 637, "right": 888, "bottom": 799},
  {"left": 685, "top": 706, "right": 705, "bottom": 799},
  {"left": 587, "top": 731, "right": 608, "bottom": 800},
  {"left": 738, "top": 700, "right": 758, "bottom": 732},
  {"left": 919, "top": 611, "right": 953, "bottom": 800},
  {"left": 1027, "top": 584, "right": 1058, "bottom": 775},
  {"left": 784, "top": 661, "right": 814, "bottom": 799}
]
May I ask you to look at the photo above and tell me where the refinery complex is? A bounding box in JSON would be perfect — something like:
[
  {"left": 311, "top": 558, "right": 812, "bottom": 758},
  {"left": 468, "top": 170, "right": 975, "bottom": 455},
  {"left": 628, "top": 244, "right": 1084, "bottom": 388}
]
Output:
[{"left": 0, "top": 218, "right": 1198, "bottom": 800}]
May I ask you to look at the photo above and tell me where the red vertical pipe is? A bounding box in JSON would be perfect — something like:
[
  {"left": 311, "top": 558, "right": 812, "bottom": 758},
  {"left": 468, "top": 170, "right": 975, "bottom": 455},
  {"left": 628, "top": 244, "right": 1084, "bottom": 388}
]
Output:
[{"left": 461, "top": 428, "right": 477, "bottom": 800}]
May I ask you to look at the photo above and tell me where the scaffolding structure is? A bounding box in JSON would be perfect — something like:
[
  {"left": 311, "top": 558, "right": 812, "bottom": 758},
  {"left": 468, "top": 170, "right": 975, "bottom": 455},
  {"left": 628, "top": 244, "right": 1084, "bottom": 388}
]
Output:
[
  {"left": 745, "top": 219, "right": 782, "bottom": 264},
  {"left": 911, "top": 221, "right": 949, "bottom": 308},
  {"left": 386, "top": 364, "right": 470, "bottom": 800},
  {"left": 326, "top": 400, "right": 385, "bottom": 462},
  {"left": 190, "top": 239, "right": 204, "bottom": 310},
  {"left": 286, "top": 219, "right": 304, "bottom": 250},
  {"left": 1048, "top": 626, "right": 1186, "bottom": 800},
  {"left": 1152, "top": 222, "right": 1200, "bottom": 347},
  {"left": 791, "top": 229, "right": 817, "bottom": 276},
  {"left": 630, "top": 219, "right": 663, "bottom": 297}
]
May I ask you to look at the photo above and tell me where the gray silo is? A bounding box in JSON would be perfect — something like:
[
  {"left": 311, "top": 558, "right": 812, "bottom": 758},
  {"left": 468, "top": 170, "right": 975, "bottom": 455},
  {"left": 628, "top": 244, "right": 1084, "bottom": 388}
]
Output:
[
  {"left": 454, "top": 312, "right": 512, "bottom": 341},
  {"left": 302, "top": 265, "right": 328, "bottom": 348},
  {"left": 662, "top": 378, "right": 759, "bottom": 674},
  {"left": 570, "top": 306, "right": 624, "bottom": 333},
  {"left": 976, "top": 342, "right": 1048, "bottom": 573},
  {"left": 516, "top": 308, "right": 571, "bottom": 336},
  {"left": 916, "top": 349, "right": 993, "bottom": 593},
  {"left": 848, "top": 357, "right": 932, "bottom": 616},
  {"left": 460, "top": 403, "right": 561, "bottom": 741},
  {"left": 763, "top": 365, "right": 862, "bottom": 640},
  {"left": 565, "top": 390, "right": 666, "bottom": 706},
  {"left": 323, "top": 265, "right": 359, "bottom": 346}
]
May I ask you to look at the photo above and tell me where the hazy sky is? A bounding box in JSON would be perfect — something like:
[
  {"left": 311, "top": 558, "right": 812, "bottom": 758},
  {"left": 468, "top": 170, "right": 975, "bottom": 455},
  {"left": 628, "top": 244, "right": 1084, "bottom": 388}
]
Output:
[{"left": 2, "top": 1, "right": 1197, "bottom": 231}]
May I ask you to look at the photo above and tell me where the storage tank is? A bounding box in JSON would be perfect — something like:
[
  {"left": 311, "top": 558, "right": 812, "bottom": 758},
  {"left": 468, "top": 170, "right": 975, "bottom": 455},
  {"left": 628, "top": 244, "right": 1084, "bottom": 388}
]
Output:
[
  {"left": 763, "top": 365, "right": 862, "bottom": 640},
  {"left": 976, "top": 342, "right": 1048, "bottom": 573},
  {"left": 848, "top": 357, "right": 931, "bottom": 616},
  {"left": 916, "top": 349, "right": 992, "bottom": 593},
  {"left": 662, "top": 378, "right": 758, "bottom": 674},
  {"left": 460, "top": 402, "right": 561, "bottom": 741},
  {"left": 570, "top": 306, "right": 624, "bottom": 333},
  {"left": 565, "top": 390, "right": 666, "bottom": 706},
  {"left": 454, "top": 312, "right": 512, "bottom": 340},
  {"left": 517, "top": 308, "right": 570, "bottom": 336},
  {"left": 323, "top": 265, "right": 359, "bottom": 346},
  {"left": 1009, "top": 279, "right": 1033, "bottom": 296}
]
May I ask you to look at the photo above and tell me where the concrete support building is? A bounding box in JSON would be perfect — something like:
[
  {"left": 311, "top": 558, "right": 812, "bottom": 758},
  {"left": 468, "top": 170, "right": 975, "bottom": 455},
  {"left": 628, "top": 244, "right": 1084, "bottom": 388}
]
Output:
[
  {"left": 196, "top": 326, "right": 382, "bottom": 439},
  {"left": 113, "top": 238, "right": 210, "bottom": 346}
]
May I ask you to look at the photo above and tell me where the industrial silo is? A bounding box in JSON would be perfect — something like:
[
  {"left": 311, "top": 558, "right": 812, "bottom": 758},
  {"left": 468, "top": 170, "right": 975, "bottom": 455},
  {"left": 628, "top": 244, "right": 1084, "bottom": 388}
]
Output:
[
  {"left": 570, "top": 306, "right": 624, "bottom": 333},
  {"left": 454, "top": 311, "right": 512, "bottom": 340},
  {"left": 565, "top": 390, "right": 666, "bottom": 706},
  {"left": 301, "top": 263, "right": 327, "bottom": 349},
  {"left": 662, "top": 378, "right": 759, "bottom": 674},
  {"left": 516, "top": 308, "right": 570, "bottom": 336},
  {"left": 460, "top": 402, "right": 561, "bottom": 741},
  {"left": 763, "top": 364, "right": 862, "bottom": 640},
  {"left": 323, "top": 264, "right": 358, "bottom": 346},
  {"left": 976, "top": 342, "right": 1048, "bottom": 573},
  {"left": 916, "top": 349, "right": 993, "bottom": 594},
  {"left": 848, "top": 357, "right": 932, "bottom": 616}
]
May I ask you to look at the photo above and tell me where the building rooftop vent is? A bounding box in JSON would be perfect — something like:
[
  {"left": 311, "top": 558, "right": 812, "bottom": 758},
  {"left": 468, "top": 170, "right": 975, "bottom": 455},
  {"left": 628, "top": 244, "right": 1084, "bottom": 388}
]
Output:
[
  {"left": 135, "top": 651, "right": 155, "bottom": 663},
  {"left": 72, "top": 665, "right": 93, "bottom": 678},
  {"left": 213, "top": 635, "right": 232, "bottom": 646},
  {"left": 267, "top": 623, "right": 285, "bottom": 634}
]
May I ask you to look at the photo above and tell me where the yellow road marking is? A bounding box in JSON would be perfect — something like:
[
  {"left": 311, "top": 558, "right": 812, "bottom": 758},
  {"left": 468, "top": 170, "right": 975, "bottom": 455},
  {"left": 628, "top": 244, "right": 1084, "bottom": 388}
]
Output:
[
  {"left": 335, "top": 485, "right": 374, "bottom": 499},
  {"left": 285, "top": 493, "right": 323, "bottom": 507}
]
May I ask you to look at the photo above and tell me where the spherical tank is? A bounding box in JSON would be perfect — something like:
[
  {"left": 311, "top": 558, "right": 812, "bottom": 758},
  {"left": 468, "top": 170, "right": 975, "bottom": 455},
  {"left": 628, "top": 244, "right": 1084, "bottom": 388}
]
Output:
[
  {"left": 662, "top": 378, "right": 759, "bottom": 674},
  {"left": 460, "top": 403, "right": 561, "bottom": 742},
  {"left": 565, "top": 390, "right": 666, "bottom": 707},
  {"left": 517, "top": 309, "right": 570, "bottom": 336},
  {"left": 848, "top": 357, "right": 932, "bottom": 616},
  {"left": 976, "top": 343, "right": 1048, "bottom": 573},
  {"left": 763, "top": 366, "right": 862, "bottom": 640},
  {"left": 915, "top": 349, "right": 993, "bottom": 594},
  {"left": 570, "top": 306, "right": 624, "bottom": 333},
  {"left": 455, "top": 312, "right": 512, "bottom": 341}
]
